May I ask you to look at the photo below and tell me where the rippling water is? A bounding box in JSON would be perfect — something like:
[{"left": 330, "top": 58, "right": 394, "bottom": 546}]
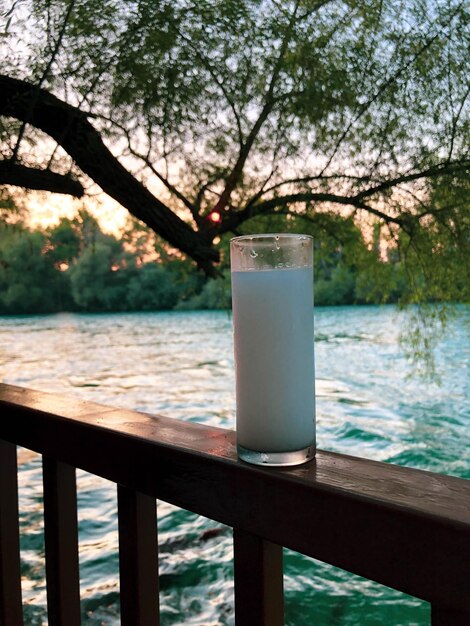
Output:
[{"left": 1, "top": 306, "right": 469, "bottom": 625}]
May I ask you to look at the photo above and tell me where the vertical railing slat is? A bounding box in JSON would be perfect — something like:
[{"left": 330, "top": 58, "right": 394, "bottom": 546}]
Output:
[
  {"left": 0, "top": 440, "right": 23, "bottom": 626},
  {"left": 432, "top": 606, "right": 470, "bottom": 625},
  {"left": 233, "top": 528, "right": 284, "bottom": 626},
  {"left": 117, "top": 485, "right": 159, "bottom": 626},
  {"left": 42, "top": 456, "right": 81, "bottom": 626}
]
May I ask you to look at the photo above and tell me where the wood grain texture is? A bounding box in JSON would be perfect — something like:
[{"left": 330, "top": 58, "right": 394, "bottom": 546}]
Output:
[{"left": 1, "top": 383, "right": 469, "bottom": 612}]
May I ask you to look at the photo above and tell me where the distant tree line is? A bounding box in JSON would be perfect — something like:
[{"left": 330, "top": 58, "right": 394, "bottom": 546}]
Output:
[{"left": 0, "top": 210, "right": 413, "bottom": 315}]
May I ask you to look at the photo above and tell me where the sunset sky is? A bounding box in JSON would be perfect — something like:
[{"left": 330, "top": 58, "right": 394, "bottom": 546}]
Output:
[{"left": 24, "top": 190, "right": 130, "bottom": 236}]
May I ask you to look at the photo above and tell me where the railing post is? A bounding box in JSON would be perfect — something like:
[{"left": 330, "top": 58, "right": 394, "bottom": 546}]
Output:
[
  {"left": 233, "top": 528, "right": 284, "bottom": 626},
  {"left": 42, "top": 457, "right": 81, "bottom": 626},
  {"left": 0, "top": 440, "right": 23, "bottom": 626},
  {"left": 117, "top": 486, "right": 159, "bottom": 626},
  {"left": 432, "top": 606, "right": 470, "bottom": 625}
]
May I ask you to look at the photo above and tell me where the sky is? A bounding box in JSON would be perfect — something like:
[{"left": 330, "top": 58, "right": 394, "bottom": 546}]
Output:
[{"left": 24, "top": 190, "right": 130, "bottom": 237}]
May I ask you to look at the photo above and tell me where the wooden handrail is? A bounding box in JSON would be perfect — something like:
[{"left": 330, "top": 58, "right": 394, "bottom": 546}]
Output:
[{"left": 1, "top": 383, "right": 469, "bottom": 625}]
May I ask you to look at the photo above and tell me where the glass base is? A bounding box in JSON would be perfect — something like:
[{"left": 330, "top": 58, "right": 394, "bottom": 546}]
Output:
[{"left": 237, "top": 444, "right": 315, "bottom": 467}]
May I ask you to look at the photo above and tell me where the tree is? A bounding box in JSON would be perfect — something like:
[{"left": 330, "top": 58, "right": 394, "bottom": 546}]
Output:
[
  {"left": 69, "top": 241, "right": 125, "bottom": 310},
  {"left": 0, "top": 224, "right": 65, "bottom": 313},
  {"left": 46, "top": 218, "right": 81, "bottom": 267},
  {"left": 126, "top": 264, "right": 180, "bottom": 310},
  {"left": 0, "top": 0, "right": 468, "bottom": 296},
  {"left": 67, "top": 215, "right": 138, "bottom": 310}
]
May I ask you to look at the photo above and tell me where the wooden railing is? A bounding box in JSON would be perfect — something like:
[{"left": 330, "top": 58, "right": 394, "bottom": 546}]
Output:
[{"left": 0, "top": 383, "right": 469, "bottom": 626}]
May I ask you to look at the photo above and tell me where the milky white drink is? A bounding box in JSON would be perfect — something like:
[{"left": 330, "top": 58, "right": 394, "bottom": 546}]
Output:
[{"left": 231, "top": 240, "right": 315, "bottom": 465}]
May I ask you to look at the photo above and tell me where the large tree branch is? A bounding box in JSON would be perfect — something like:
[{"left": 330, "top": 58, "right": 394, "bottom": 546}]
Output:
[
  {"left": 238, "top": 160, "right": 470, "bottom": 221},
  {"left": 223, "top": 156, "right": 470, "bottom": 237},
  {"left": 220, "top": 191, "right": 405, "bottom": 233},
  {"left": 0, "top": 161, "right": 84, "bottom": 197},
  {"left": 354, "top": 161, "right": 470, "bottom": 202},
  {"left": 0, "top": 74, "right": 219, "bottom": 275},
  {"left": 244, "top": 173, "right": 377, "bottom": 207},
  {"left": 219, "top": 159, "right": 470, "bottom": 234}
]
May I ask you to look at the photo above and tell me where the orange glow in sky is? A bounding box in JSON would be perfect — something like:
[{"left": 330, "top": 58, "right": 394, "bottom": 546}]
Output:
[{"left": 25, "top": 191, "right": 129, "bottom": 236}]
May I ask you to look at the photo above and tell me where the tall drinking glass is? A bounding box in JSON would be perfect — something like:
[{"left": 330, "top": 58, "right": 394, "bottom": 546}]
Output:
[{"left": 230, "top": 234, "right": 315, "bottom": 466}]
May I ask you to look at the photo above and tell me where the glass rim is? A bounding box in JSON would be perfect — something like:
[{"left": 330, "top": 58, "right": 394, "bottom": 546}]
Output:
[{"left": 230, "top": 233, "right": 313, "bottom": 244}]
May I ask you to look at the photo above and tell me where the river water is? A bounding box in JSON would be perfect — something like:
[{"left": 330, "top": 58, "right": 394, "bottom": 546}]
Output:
[{"left": 1, "top": 306, "right": 469, "bottom": 625}]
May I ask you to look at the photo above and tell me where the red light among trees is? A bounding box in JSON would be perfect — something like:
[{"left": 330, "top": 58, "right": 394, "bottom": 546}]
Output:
[{"left": 208, "top": 211, "right": 221, "bottom": 223}]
